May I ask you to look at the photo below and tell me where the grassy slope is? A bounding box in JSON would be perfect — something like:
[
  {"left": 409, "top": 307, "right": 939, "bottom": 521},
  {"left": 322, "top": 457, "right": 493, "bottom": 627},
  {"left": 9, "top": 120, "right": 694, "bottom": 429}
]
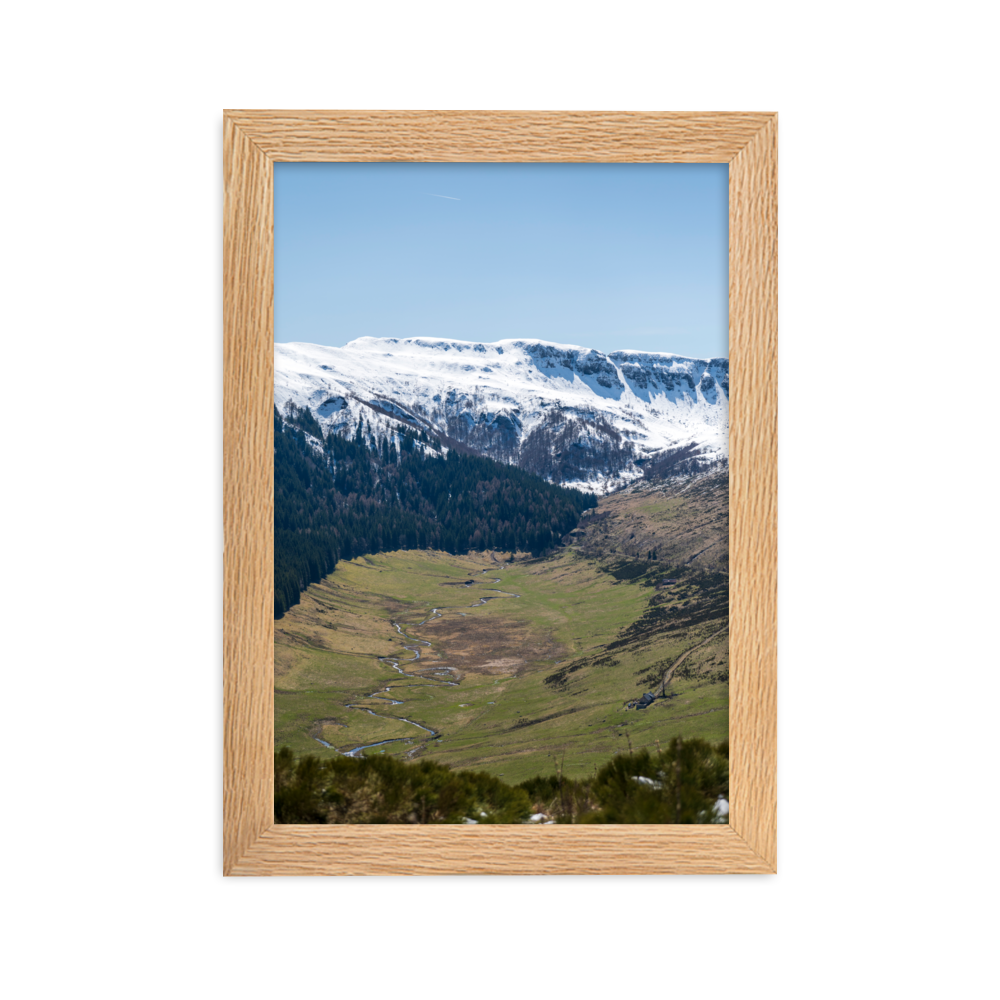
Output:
[{"left": 275, "top": 469, "right": 729, "bottom": 784}]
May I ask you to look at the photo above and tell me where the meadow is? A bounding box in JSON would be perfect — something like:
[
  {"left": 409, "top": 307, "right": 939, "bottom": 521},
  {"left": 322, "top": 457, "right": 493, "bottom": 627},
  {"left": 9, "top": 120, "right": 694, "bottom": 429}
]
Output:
[{"left": 275, "top": 469, "right": 729, "bottom": 785}]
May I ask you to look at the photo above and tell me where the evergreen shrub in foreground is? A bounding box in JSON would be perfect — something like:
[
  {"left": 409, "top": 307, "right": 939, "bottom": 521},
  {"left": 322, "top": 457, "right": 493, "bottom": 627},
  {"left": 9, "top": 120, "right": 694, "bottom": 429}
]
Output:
[{"left": 275, "top": 737, "right": 728, "bottom": 825}]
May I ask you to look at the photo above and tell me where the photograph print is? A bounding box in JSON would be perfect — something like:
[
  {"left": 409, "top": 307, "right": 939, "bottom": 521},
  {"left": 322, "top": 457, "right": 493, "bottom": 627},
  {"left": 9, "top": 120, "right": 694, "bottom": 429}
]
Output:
[{"left": 272, "top": 162, "right": 730, "bottom": 825}]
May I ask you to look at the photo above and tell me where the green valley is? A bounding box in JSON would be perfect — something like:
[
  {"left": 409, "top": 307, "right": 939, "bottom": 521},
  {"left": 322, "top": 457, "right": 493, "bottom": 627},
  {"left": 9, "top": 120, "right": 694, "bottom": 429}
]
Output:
[{"left": 275, "top": 469, "right": 729, "bottom": 786}]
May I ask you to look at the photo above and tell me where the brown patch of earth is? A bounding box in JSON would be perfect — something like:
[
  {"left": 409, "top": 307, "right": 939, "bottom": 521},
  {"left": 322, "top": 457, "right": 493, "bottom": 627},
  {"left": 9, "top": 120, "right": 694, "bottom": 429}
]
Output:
[{"left": 411, "top": 613, "right": 564, "bottom": 676}]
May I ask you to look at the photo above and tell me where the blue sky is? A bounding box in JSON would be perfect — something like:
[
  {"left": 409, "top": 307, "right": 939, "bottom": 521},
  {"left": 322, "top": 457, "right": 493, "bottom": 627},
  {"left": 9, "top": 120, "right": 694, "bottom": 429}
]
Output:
[{"left": 275, "top": 162, "right": 728, "bottom": 359}]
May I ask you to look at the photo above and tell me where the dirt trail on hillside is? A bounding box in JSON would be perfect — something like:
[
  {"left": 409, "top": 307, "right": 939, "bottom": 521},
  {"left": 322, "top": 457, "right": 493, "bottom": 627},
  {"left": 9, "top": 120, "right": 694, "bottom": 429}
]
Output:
[{"left": 653, "top": 624, "right": 729, "bottom": 697}]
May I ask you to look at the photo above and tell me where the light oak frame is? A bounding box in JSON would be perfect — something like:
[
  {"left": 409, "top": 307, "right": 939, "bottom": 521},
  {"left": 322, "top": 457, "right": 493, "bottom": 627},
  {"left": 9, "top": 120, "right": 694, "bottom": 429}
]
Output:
[{"left": 224, "top": 111, "right": 777, "bottom": 875}]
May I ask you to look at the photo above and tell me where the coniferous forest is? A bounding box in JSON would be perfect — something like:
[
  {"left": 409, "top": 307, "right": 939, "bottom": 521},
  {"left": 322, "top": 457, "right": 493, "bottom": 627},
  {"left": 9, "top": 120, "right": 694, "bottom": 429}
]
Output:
[{"left": 275, "top": 403, "right": 597, "bottom": 617}]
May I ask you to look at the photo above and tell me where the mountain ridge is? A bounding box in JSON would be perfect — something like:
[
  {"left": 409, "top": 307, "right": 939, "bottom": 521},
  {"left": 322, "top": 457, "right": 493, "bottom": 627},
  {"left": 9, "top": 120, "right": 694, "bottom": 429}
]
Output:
[{"left": 276, "top": 336, "right": 729, "bottom": 493}]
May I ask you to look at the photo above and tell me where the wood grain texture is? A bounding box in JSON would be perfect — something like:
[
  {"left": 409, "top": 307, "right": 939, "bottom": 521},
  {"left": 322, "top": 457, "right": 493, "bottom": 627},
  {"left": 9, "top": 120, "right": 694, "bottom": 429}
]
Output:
[
  {"left": 223, "top": 116, "right": 275, "bottom": 872},
  {"left": 229, "top": 825, "right": 772, "bottom": 876},
  {"left": 728, "top": 116, "right": 778, "bottom": 871},
  {"left": 222, "top": 110, "right": 778, "bottom": 875},
  {"left": 224, "top": 110, "right": 775, "bottom": 163}
]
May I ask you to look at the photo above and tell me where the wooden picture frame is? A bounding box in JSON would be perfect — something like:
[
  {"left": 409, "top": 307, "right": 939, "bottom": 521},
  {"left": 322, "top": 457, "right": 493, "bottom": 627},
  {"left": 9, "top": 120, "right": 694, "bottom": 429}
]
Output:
[{"left": 223, "top": 110, "right": 777, "bottom": 875}]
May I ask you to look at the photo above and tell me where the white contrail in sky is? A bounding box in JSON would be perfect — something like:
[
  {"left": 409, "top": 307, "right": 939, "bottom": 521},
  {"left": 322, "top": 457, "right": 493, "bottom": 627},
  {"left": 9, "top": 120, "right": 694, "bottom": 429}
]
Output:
[{"left": 429, "top": 193, "right": 460, "bottom": 200}]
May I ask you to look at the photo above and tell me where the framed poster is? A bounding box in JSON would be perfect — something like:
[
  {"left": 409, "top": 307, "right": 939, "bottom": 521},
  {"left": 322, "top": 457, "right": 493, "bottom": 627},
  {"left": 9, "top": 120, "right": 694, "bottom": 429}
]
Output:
[{"left": 224, "top": 110, "right": 776, "bottom": 875}]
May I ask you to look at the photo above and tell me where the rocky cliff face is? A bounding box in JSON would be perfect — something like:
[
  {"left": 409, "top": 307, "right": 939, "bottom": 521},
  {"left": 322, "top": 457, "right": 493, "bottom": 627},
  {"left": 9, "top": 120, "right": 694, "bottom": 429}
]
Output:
[{"left": 275, "top": 336, "right": 729, "bottom": 493}]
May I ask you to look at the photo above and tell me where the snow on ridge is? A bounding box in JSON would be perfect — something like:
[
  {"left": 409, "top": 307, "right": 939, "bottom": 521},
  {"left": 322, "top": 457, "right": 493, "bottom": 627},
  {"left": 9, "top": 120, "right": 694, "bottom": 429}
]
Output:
[
  {"left": 284, "top": 335, "right": 725, "bottom": 360},
  {"left": 341, "top": 335, "right": 723, "bottom": 364},
  {"left": 611, "top": 348, "right": 726, "bottom": 365},
  {"left": 275, "top": 337, "right": 729, "bottom": 493},
  {"left": 345, "top": 335, "right": 602, "bottom": 355}
]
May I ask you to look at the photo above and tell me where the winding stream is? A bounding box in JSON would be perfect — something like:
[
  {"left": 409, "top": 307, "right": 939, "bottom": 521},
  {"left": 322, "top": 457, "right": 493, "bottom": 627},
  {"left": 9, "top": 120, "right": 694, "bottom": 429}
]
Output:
[{"left": 317, "top": 566, "right": 521, "bottom": 757}]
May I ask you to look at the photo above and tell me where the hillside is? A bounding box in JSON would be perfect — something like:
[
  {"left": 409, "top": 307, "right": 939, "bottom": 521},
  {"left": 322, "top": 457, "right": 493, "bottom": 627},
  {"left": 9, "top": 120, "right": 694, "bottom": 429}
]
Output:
[{"left": 275, "top": 401, "right": 596, "bottom": 616}]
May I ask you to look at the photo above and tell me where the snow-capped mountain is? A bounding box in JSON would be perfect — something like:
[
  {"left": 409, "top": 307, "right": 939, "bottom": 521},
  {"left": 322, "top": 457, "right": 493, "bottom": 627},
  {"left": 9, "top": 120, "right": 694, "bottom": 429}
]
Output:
[{"left": 275, "top": 337, "right": 729, "bottom": 493}]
